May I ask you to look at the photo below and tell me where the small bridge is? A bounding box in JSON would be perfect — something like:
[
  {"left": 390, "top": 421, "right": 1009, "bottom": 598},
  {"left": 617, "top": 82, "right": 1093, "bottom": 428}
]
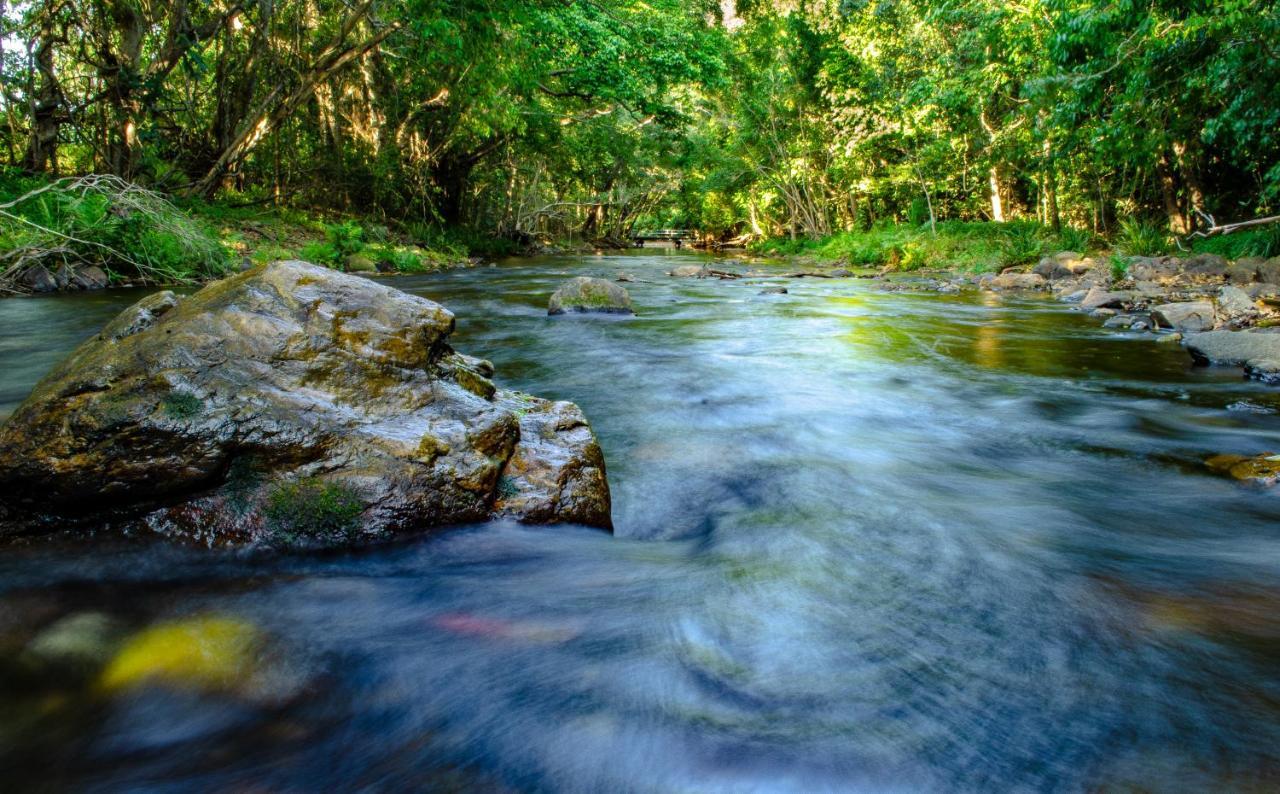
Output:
[{"left": 633, "top": 229, "right": 697, "bottom": 244}]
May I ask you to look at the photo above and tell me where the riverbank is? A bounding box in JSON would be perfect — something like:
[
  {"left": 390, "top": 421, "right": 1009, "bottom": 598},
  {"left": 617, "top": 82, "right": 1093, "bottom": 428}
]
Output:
[{"left": 0, "top": 171, "right": 504, "bottom": 296}]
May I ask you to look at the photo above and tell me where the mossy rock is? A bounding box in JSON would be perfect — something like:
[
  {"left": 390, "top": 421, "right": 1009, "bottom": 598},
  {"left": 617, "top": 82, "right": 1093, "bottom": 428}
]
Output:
[
  {"left": 548, "top": 276, "right": 634, "bottom": 315},
  {"left": 344, "top": 253, "right": 377, "bottom": 273},
  {"left": 0, "top": 260, "right": 613, "bottom": 547}
]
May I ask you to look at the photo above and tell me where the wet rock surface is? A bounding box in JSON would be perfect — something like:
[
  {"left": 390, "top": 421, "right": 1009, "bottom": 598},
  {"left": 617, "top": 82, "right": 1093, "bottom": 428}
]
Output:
[
  {"left": 547, "top": 276, "right": 634, "bottom": 315},
  {"left": 0, "top": 260, "right": 612, "bottom": 547}
]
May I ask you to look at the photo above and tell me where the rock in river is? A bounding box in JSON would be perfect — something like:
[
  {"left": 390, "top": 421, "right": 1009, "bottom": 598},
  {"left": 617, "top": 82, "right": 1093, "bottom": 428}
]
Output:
[
  {"left": 548, "top": 276, "right": 634, "bottom": 315},
  {"left": 1183, "top": 330, "right": 1280, "bottom": 384},
  {"left": 1152, "top": 301, "right": 1215, "bottom": 333},
  {"left": 0, "top": 260, "right": 612, "bottom": 547}
]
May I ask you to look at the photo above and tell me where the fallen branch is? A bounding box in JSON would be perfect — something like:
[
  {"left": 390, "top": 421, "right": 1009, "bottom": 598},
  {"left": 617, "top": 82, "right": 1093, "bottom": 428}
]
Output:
[{"left": 1178, "top": 209, "right": 1280, "bottom": 250}]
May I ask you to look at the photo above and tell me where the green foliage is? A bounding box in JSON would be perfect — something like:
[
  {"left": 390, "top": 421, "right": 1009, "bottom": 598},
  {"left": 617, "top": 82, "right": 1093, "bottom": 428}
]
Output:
[
  {"left": 1191, "top": 226, "right": 1280, "bottom": 260},
  {"left": 753, "top": 221, "right": 1069, "bottom": 273},
  {"left": 299, "top": 241, "right": 339, "bottom": 265},
  {"left": 999, "top": 223, "right": 1047, "bottom": 268},
  {"left": 0, "top": 172, "right": 230, "bottom": 287},
  {"left": 325, "top": 221, "right": 365, "bottom": 259},
  {"left": 1110, "top": 255, "right": 1130, "bottom": 281},
  {"left": 264, "top": 478, "right": 364, "bottom": 546},
  {"left": 1057, "top": 226, "right": 1095, "bottom": 254},
  {"left": 1116, "top": 218, "right": 1171, "bottom": 257}
]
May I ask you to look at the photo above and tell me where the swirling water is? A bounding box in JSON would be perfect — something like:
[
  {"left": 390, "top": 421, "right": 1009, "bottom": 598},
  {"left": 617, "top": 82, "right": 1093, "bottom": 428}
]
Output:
[{"left": 2, "top": 251, "right": 1280, "bottom": 792}]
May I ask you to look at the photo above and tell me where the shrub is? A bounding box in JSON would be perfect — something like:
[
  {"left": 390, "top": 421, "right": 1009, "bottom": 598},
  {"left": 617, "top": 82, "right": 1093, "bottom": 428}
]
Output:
[
  {"left": 299, "top": 240, "right": 339, "bottom": 265},
  {"left": 1110, "top": 254, "right": 1130, "bottom": 281},
  {"left": 324, "top": 220, "right": 365, "bottom": 258},
  {"left": 1056, "top": 225, "right": 1095, "bottom": 253},
  {"left": 0, "top": 172, "right": 230, "bottom": 289},
  {"left": 999, "top": 223, "right": 1047, "bottom": 267},
  {"left": 1116, "top": 218, "right": 1170, "bottom": 256}
]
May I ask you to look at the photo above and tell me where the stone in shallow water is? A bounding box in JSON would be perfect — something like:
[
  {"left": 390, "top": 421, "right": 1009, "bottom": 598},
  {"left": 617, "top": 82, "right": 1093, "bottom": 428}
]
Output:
[
  {"left": 547, "top": 276, "right": 634, "bottom": 315},
  {"left": 0, "top": 260, "right": 612, "bottom": 547},
  {"left": 1206, "top": 453, "right": 1280, "bottom": 488}
]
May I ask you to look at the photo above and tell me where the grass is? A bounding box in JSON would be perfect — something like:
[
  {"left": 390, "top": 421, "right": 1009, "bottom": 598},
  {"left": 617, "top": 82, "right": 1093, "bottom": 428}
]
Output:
[
  {"left": 0, "top": 171, "right": 492, "bottom": 293},
  {"left": 752, "top": 216, "right": 1280, "bottom": 273},
  {"left": 751, "top": 220, "right": 1099, "bottom": 273},
  {"left": 0, "top": 169, "right": 231, "bottom": 288},
  {"left": 1189, "top": 224, "right": 1280, "bottom": 260}
]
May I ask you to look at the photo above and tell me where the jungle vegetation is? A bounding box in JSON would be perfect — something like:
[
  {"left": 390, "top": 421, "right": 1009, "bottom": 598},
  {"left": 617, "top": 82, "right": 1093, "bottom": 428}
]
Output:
[{"left": 1, "top": 0, "right": 1279, "bottom": 281}]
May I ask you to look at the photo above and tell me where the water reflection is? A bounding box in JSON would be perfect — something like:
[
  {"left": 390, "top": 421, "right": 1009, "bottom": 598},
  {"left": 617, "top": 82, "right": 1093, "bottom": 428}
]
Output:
[{"left": 1, "top": 253, "right": 1279, "bottom": 791}]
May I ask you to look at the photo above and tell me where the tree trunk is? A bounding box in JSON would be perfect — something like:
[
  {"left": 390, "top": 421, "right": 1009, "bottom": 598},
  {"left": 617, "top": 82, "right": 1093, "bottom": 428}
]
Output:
[
  {"left": 1174, "top": 140, "right": 1205, "bottom": 231},
  {"left": 989, "top": 166, "right": 1005, "bottom": 223},
  {"left": 1156, "top": 150, "right": 1188, "bottom": 235},
  {"left": 22, "top": 30, "right": 63, "bottom": 173},
  {"left": 189, "top": 5, "right": 397, "bottom": 198}
]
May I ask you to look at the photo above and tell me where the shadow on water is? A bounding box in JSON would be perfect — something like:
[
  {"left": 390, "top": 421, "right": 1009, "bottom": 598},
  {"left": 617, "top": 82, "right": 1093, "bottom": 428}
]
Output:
[{"left": 2, "top": 251, "right": 1280, "bottom": 791}]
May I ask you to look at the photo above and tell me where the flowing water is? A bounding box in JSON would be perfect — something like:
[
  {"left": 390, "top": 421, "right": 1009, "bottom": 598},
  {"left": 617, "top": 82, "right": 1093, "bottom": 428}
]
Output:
[{"left": 2, "top": 251, "right": 1280, "bottom": 792}]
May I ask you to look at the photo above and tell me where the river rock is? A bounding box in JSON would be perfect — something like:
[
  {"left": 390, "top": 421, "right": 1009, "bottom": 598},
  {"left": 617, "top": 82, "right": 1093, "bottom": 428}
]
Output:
[
  {"left": 988, "top": 272, "right": 1046, "bottom": 291},
  {"left": 1152, "top": 301, "right": 1215, "bottom": 332},
  {"left": 1182, "top": 253, "right": 1228, "bottom": 280},
  {"left": 1080, "top": 287, "right": 1136, "bottom": 311},
  {"left": 760, "top": 286, "right": 788, "bottom": 295},
  {"left": 1216, "top": 285, "right": 1258, "bottom": 325},
  {"left": 55, "top": 265, "right": 109, "bottom": 291},
  {"left": 1206, "top": 453, "right": 1280, "bottom": 488},
  {"left": 1033, "top": 251, "right": 1095, "bottom": 280},
  {"left": 1183, "top": 330, "right": 1280, "bottom": 384},
  {"left": 547, "top": 276, "right": 634, "bottom": 315},
  {"left": 1128, "top": 257, "right": 1181, "bottom": 283},
  {"left": 0, "top": 261, "right": 612, "bottom": 547},
  {"left": 668, "top": 265, "right": 707, "bottom": 278},
  {"left": 19, "top": 264, "right": 58, "bottom": 293},
  {"left": 344, "top": 253, "right": 377, "bottom": 273},
  {"left": 1227, "top": 258, "right": 1263, "bottom": 283}
]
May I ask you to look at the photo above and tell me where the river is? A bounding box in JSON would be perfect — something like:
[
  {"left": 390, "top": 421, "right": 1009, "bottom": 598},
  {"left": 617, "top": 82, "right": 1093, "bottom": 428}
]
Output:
[{"left": 2, "top": 251, "right": 1279, "bottom": 792}]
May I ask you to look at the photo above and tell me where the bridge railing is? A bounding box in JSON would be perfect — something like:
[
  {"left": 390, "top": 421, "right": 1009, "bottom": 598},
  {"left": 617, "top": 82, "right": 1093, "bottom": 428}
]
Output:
[{"left": 633, "top": 229, "right": 696, "bottom": 240}]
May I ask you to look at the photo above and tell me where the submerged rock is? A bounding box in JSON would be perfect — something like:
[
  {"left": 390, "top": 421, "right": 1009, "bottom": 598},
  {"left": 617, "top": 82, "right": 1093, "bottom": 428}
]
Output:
[
  {"left": 0, "top": 261, "right": 612, "bottom": 547},
  {"left": 547, "top": 276, "right": 634, "bottom": 315},
  {"left": 668, "top": 264, "right": 707, "bottom": 278},
  {"left": 1206, "top": 453, "right": 1280, "bottom": 488}
]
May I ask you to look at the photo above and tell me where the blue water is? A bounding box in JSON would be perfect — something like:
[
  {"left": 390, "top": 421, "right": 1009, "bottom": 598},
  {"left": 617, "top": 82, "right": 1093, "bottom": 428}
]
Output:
[{"left": 1, "top": 252, "right": 1279, "bottom": 792}]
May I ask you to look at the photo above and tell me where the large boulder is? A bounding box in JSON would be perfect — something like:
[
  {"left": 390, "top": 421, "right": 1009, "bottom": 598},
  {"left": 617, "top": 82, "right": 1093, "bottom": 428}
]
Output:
[
  {"left": 547, "top": 276, "right": 634, "bottom": 315},
  {"left": 1184, "top": 330, "right": 1280, "bottom": 384},
  {"left": 0, "top": 261, "right": 612, "bottom": 547},
  {"left": 1152, "top": 301, "right": 1215, "bottom": 332}
]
